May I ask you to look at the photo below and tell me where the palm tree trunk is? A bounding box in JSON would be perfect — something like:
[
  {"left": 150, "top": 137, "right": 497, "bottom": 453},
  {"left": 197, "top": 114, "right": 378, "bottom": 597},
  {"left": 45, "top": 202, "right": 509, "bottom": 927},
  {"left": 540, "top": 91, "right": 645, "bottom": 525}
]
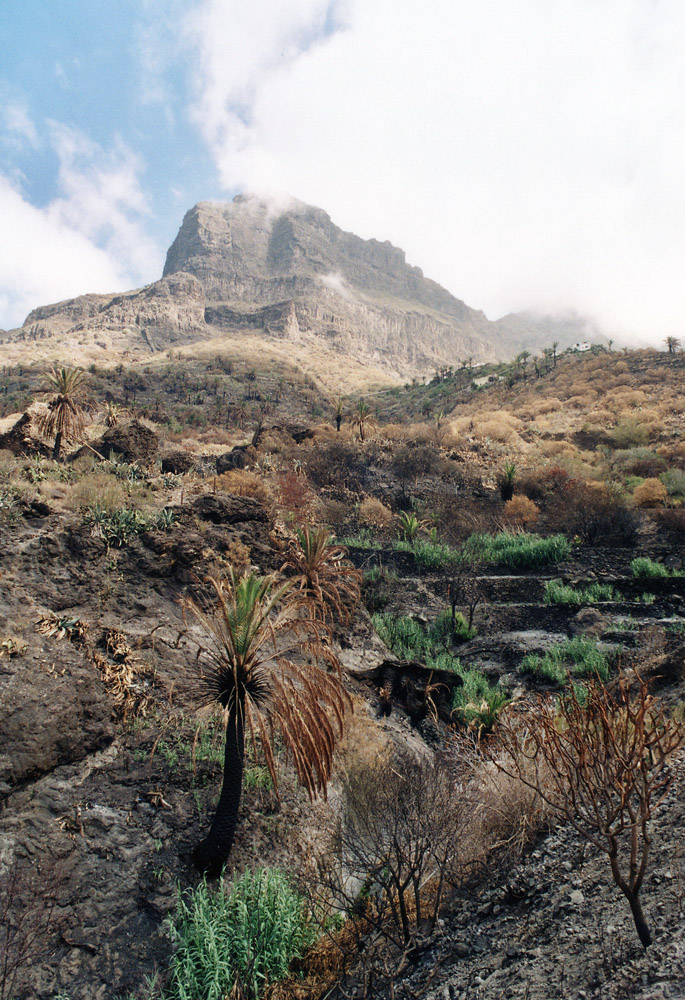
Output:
[
  {"left": 52, "top": 431, "right": 62, "bottom": 461},
  {"left": 194, "top": 706, "right": 245, "bottom": 877}
]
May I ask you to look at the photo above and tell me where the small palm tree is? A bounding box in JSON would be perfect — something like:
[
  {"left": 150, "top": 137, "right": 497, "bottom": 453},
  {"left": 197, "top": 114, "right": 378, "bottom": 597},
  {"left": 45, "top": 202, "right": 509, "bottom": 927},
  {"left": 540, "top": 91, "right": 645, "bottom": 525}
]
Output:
[
  {"left": 499, "top": 461, "right": 517, "bottom": 501},
  {"left": 353, "top": 400, "right": 374, "bottom": 442},
  {"left": 102, "top": 401, "right": 127, "bottom": 427},
  {"left": 37, "top": 367, "right": 89, "bottom": 459},
  {"left": 333, "top": 397, "right": 344, "bottom": 433},
  {"left": 665, "top": 336, "right": 681, "bottom": 354},
  {"left": 186, "top": 570, "right": 349, "bottom": 876},
  {"left": 280, "top": 526, "right": 361, "bottom": 624}
]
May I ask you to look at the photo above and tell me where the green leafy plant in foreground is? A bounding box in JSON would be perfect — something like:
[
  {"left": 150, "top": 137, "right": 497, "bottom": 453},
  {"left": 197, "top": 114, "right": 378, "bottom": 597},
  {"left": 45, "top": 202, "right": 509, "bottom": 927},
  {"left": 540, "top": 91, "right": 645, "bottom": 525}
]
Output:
[
  {"left": 451, "top": 669, "right": 510, "bottom": 736},
  {"left": 167, "top": 868, "right": 316, "bottom": 1000}
]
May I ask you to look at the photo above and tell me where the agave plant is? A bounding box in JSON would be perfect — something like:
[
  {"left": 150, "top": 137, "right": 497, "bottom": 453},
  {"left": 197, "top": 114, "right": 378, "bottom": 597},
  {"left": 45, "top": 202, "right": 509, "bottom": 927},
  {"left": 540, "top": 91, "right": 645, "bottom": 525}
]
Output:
[
  {"left": 186, "top": 570, "right": 350, "bottom": 875},
  {"left": 279, "top": 525, "right": 361, "bottom": 624},
  {"left": 37, "top": 367, "right": 90, "bottom": 460},
  {"left": 396, "top": 510, "right": 426, "bottom": 542}
]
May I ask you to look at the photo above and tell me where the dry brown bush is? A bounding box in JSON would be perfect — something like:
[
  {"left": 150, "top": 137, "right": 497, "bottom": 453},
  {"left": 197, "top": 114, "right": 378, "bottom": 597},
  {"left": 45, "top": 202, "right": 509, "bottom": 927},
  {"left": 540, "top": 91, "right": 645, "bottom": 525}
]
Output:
[
  {"left": 633, "top": 477, "right": 668, "bottom": 508},
  {"left": 545, "top": 479, "right": 639, "bottom": 545},
  {"left": 69, "top": 472, "right": 132, "bottom": 511},
  {"left": 477, "top": 420, "right": 522, "bottom": 444},
  {"left": 539, "top": 440, "right": 579, "bottom": 459},
  {"left": 222, "top": 538, "right": 252, "bottom": 575},
  {"left": 275, "top": 469, "right": 318, "bottom": 524},
  {"left": 358, "top": 496, "right": 394, "bottom": 529},
  {"left": 503, "top": 495, "right": 540, "bottom": 529},
  {"left": 216, "top": 469, "right": 272, "bottom": 507}
]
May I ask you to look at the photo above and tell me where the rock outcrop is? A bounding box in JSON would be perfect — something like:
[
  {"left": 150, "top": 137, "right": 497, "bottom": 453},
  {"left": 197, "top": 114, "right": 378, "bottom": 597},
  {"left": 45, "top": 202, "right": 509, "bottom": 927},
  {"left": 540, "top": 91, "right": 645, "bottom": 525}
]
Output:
[{"left": 164, "top": 196, "right": 495, "bottom": 372}]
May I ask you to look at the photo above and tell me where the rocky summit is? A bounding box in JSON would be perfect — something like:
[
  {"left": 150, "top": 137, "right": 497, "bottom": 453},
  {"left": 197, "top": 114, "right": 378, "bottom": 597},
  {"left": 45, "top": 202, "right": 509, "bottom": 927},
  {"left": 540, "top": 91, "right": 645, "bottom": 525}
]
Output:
[{"left": 1, "top": 195, "right": 598, "bottom": 378}]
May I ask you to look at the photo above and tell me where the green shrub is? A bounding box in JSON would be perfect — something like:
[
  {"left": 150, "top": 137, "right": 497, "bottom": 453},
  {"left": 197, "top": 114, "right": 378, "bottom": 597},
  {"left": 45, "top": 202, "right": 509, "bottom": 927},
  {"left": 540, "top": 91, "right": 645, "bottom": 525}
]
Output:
[
  {"left": 660, "top": 468, "right": 685, "bottom": 497},
  {"left": 83, "top": 503, "right": 175, "bottom": 547},
  {"left": 337, "top": 527, "right": 381, "bottom": 550},
  {"left": 630, "top": 557, "right": 682, "bottom": 580},
  {"left": 451, "top": 669, "right": 509, "bottom": 734},
  {"left": 462, "top": 532, "right": 571, "bottom": 570},
  {"left": 393, "top": 538, "right": 461, "bottom": 569},
  {"left": 167, "top": 869, "right": 315, "bottom": 1000},
  {"left": 520, "top": 637, "right": 611, "bottom": 685},
  {"left": 372, "top": 610, "right": 473, "bottom": 664},
  {"left": 544, "top": 579, "right": 619, "bottom": 606}
]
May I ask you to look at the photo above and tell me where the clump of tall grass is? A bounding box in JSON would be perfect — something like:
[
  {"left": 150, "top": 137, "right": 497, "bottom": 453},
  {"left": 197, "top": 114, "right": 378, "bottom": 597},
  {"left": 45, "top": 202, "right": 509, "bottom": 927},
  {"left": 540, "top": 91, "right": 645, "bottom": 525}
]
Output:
[
  {"left": 544, "top": 579, "right": 619, "bottom": 606},
  {"left": 167, "top": 868, "right": 315, "bottom": 1000},
  {"left": 630, "top": 557, "right": 682, "bottom": 580},
  {"left": 372, "top": 610, "right": 473, "bottom": 663},
  {"left": 373, "top": 613, "right": 507, "bottom": 734},
  {"left": 393, "top": 538, "right": 461, "bottom": 569},
  {"left": 520, "top": 637, "right": 611, "bottom": 686},
  {"left": 462, "top": 532, "right": 571, "bottom": 570}
]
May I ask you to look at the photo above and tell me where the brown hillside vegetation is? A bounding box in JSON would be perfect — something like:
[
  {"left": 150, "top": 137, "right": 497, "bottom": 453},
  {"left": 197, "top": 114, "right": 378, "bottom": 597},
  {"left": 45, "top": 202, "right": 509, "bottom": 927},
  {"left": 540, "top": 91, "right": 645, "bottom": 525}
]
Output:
[{"left": 0, "top": 345, "right": 684, "bottom": 1000}]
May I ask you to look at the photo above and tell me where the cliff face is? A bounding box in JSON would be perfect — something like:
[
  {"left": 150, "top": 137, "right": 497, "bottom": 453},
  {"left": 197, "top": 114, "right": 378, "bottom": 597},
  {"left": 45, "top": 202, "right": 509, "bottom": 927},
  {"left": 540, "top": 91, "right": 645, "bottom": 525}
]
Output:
[
  {"left": 161, "top": 196, "right": 494, "bottom": 372},
  {"left": 5, "top": 195, "right": 596, "bottom": 376}
]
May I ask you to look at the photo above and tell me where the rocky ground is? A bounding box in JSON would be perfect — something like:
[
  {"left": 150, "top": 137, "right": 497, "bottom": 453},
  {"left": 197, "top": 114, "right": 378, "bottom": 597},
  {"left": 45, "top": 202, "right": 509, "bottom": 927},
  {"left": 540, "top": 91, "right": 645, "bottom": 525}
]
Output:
[{"left": 1, "top": 417, "right": 684, "bottom": 999}]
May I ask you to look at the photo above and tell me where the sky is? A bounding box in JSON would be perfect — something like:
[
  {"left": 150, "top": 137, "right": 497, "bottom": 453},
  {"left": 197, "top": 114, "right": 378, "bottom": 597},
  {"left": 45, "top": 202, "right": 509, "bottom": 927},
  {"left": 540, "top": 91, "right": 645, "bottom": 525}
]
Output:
[{"left": 2, "top": 0, "right": 685, "bottom": 344}]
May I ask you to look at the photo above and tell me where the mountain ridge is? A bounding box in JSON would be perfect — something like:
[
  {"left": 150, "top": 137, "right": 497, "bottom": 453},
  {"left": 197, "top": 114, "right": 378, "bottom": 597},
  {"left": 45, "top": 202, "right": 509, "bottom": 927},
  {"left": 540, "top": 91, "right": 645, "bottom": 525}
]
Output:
[{"left": 1, "top": 195, "right": 607, "bottom": 379}]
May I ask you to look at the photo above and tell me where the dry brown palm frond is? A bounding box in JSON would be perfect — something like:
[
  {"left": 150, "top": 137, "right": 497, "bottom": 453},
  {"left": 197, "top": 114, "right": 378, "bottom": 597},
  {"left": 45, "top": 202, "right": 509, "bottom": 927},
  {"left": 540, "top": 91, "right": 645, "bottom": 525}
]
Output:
[
  {"left": 279, "top": 525, "right": 361, "bottom": 624},
  {"left": 185, "top": 568, "right": 351, "bottom": 801}
]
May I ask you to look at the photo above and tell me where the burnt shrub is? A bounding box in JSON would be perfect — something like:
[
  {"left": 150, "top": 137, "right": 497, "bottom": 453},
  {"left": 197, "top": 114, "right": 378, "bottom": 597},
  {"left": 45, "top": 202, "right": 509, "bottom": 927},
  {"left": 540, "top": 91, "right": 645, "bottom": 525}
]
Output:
[
  {"left": 305, "top": 440, "right": 368, "bottom": 491},
  {"left": 545, "top": 480, "right": 639, "bottom": 546},
  {"left": 391, "top": 443, "right": 440, "bottom": 492}
]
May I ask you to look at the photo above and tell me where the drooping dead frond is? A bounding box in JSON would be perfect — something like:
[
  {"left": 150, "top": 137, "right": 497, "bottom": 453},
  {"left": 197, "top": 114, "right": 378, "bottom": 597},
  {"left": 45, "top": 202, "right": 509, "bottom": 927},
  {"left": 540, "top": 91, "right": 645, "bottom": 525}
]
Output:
[
  {"left": 280, "top": 525, "right": 361, "bottom": 624},
  {"left": 185, "top": 568, "right": 351, "bottom": 801}
]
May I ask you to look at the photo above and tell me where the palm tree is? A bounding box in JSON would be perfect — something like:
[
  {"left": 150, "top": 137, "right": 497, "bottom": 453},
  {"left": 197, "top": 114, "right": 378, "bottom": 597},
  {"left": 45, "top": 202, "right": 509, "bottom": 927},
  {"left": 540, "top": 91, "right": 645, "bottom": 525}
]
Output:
[
  {"left": 186, "top": 570, "right": 349, "bottom": 876},
  {"left": 333, "top": 397, "right": 344, "bottom": 433},
  {"left": 102, "top": 401, "right": 127, "bottom": 427},
  {"left": 353, "top": 400, "right": 374, "bottom": 442},
  {"left": 280, "top": 526, "right": 361, "bottom": 624},
  {"left": 665, "top": 336, "right": 681, "bottom": 354},
  {"left": 37, "top": 367, "right": 89, "bottom": 459}
]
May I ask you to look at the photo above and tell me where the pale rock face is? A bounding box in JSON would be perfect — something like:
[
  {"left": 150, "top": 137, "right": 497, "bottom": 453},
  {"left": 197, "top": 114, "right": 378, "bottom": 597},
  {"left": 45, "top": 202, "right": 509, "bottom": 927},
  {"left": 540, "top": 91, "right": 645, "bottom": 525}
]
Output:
[
  {"left": 162, "top": 196, "right": 495, "bottom": 373},
  {"left": 4, "top": 194, "right": 596, "bottom": 372}
]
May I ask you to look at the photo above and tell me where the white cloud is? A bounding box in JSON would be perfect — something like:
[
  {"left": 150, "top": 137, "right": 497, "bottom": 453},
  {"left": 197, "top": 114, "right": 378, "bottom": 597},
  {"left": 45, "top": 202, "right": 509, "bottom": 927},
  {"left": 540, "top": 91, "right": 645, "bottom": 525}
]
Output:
[
  {"left": 0, "top": 127, "right": 162, "bottom": 329},
  {"left": 3, "top": 102, "right": 40, "bottom": 150},
  {"left": 182, "top": 0, "right": 685, "bottom": 343}
]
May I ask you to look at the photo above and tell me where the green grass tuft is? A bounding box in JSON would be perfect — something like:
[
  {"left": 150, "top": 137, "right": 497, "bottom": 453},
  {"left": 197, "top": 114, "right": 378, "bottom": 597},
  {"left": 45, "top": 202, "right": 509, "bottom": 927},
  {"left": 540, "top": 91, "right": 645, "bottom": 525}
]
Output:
[
  {"left": 461, "top": 532, "right": 571, "bottom": 570},
  {"left": 544, "top": 579, "right": 619, "bottom": 606},
  {"left": 520, "top": 637, "right": 611, "bottom": 686},
  {"left": 167, "top": 868, "right": 315, "bottom": 1000}
]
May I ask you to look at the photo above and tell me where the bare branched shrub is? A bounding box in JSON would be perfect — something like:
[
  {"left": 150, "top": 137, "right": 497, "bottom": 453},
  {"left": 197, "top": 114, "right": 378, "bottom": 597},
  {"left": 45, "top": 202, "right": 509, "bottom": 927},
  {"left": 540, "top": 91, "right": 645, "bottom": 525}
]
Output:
[
  {"left": 488, "top": 672, "right": 684, "bottom": 947},
  {"left": 0, "top": 861, "right": 66, "bottom": 1000},
  {"left": 314, "top": 752, "right": 473, "bottom": 989}
]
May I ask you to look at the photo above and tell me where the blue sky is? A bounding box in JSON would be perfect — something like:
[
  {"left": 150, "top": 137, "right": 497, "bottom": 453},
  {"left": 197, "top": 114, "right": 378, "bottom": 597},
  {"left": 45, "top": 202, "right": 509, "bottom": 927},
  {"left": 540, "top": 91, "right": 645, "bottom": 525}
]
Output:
[{"left": 2, "top": 0, "right": 685, "bottom": 343}]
